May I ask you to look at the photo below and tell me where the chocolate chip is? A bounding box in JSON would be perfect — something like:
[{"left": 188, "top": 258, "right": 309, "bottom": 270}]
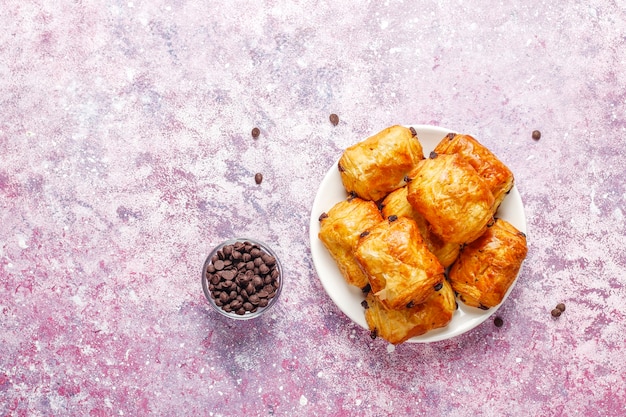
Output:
[
  {"left": 494, "top": 316, "right": 504, "bottom": 327},
  {"left": 532, "top": 130, "right": 541, "bottom": 140},
  {"left": 205, "top": 241, "right": 280, "bottom": 316},
  {"left": 361, "top": 283, "right": 371, "bottom": 294},
  {"left": 361, "top": 300, "right": 369, "bottom": 309},
  {"left": 359, "top": 231, "right": 370, "bottom": 238},
  {"left": 251, "top": 127, "right": 260, "bottom": 138},
  {"left": 319, "top": 212, "right": 328, "bottom": 221},
  {"left": 551, "top": 308, "right": 562, "bottom": 318},
  {"left": 370, "top": 329, "right": 377, "bottom": 340},
  {"left": 406, "top": 301, "right": 414, "bottom": 308},
  {"left": 409, "top": 126, "right": 417, "bottom": 136},
  {"left": 556, "top": 303, "right": 566, "bottom": 312},
  {"left": 329, "top": 113, "right": 339, "bottom": 126},
  {"left": 446, "top": 132, "right": 455, "bottom": 140},
  {"left": 255, "top": 173, "right": 263, "bottom": 184},
  {"left": 388, "top": 215, "right": 398, "bottom": 222},
  {"left": 434, "top": 282, "right": 443, "bottom": 291},
  {"left": 478, "top": 304, "right": 490, "bottom": 311},
  {"left": 429, "top": 151, "right": 438, "bottom": 159}
]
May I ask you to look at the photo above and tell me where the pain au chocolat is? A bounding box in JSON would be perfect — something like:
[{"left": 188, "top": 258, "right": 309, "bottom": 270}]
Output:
[
  {"left": 380, "top": 186, "right": 461, "bottom": 268},
  {"left": 364, "top": 279, "right": 456, "bottom": 344},
  {"left": 448, "top": 218, "right": 528, "bottom": 309},
  {"left": 433, "top": 133, "right": 514, "bottom": 209},
  {"left": 354, "top": 216, "right": 444, "bottom": 310},
  {"left": 406, "top": 152, "right": 495, "bottom": 244},
  {"left": 338, "top": 125, "right": 424, "bottom": 202},
  {"left": 318, "top": 197, "right": 383, "bottom": 289}
]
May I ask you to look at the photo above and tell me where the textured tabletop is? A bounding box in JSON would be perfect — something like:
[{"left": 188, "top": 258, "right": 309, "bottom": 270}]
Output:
[{"left": 2, "top": 1, "right": 625, "bottom": 416}]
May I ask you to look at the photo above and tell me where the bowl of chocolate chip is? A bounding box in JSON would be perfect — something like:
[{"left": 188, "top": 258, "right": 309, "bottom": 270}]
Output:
[{"left": 202, "top": 238, "right": 282, "bottom": 320}]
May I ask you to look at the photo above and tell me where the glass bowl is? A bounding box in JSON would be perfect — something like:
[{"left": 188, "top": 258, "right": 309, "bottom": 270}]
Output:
[{"left": 202, "top": 238, "right": 282, "bottom": 320}]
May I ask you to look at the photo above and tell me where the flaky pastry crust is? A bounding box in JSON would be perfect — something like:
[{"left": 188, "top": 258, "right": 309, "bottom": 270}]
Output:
[
  {"left": 406, "top": 153, "right": 495, "bottom": 244},
  {"left": 434, "top": 133, "right": 514, "bottom": 209},
  {"left": 381, "top": 186, "right": 460, "bottom": 267},
  {"left": 448, "top": 218, "right": 528, "bottom": 309},
  {"left": 355, "top": 216, "right": 444, "bottom": 310},
  {"left": 364, "top": 279, "right": 456, "bottom": 344},
  {"left": 338, "top": 125, "right": 424, "bottom": 202},
  {"left": 318, "top": 197, "right": 383, "bottom": 289}
]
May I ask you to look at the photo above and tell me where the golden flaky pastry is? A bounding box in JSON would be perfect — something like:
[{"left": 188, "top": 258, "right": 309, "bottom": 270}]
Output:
[
  {"left": 406, "top": 153, "right": 495, "bottom": 244},
  {"left": 448, "top": 218, "right": 528, "bottom": 309},
  {"left": 318, "top": 197, "right": 383, "bottom": 289},
  {"left": 338, "top": 125, "right": 424, "bottom": 202},
  {"left": 355, "top": 216, "right": 444, "bottom": 310},
  {"left": 434, "top": 133, "right": 514, "bottom": 209},
  {"left": 364, "top": 279, "right": 456, "bottom": 344},
  {"left": 380, "top": 186, "right": 460, "bottom": 267}
]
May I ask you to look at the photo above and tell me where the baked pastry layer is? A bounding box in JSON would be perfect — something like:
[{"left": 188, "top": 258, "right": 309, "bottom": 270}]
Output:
[
  {"left": 434, "top": 133, "right": 514, "bottom": 209},
  {"left": 448, "top": 218, "right": 528, "bottom": 309},
  {"left": 406, "top": 153, "right": 495, "bottom": 244},
  {"left": 338, "top": 125, "right": 424, "bottom": 202},
  {"left": 318, "top": 197, "right": 383, "bottom": 289},
  {"left": 364, "top": 279, "right": 456, "bottom": 344},
  {"left": 355, "top": 216, "right": 444, "bottom": 309}
]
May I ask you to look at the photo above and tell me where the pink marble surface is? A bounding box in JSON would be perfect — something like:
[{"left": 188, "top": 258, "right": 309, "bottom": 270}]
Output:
[{"left": 1, "top": 1, "right": 625, "bottom": 416}]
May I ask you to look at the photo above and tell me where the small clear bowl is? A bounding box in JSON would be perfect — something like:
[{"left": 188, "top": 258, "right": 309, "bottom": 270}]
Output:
[{"left": 202, "top": 238, "right": 283, "bottom": 320}]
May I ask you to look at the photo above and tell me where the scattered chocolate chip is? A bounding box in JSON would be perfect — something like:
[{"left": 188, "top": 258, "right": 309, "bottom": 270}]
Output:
[
  {"left": 361, "top": 300, "right": 369, "bottom": 309},
  {"left": 318, "top": 212, "right": 328, "bottom": 222},
  {"left": 556, "top": 303, "right": 566, "bottom": 312},
  {"left": 337, "top": 162, "right": 345, "bottom": 172},
  {"left": 347, "top": 191, "right": 357, "bottom": 201},
  {"left": 434, "top": 282, "right": 443, "bottom": 291},
  {"left": 359, "top": 231, "right": 370, "bottom": 238},
  {"left": 403, "top": 175, "right": 412, "bottom": 183},
  {"left": 251, "top": 127, "right": 260, "bottom": 138},
  {"left": 532, "top": 130, "right": 541, "bottom": 140},
  {"left": 255, "top": 173, "right": 263, "bottom": 184},
  {"left": 406, "top": 301, "right": 414, "bottom": 308},
  {"left": 494, "top": 316, "right": 504, "bottom": 327},
  {"left": 361, "top": 283, "right": 371, "bottom": 294},
  {"left": 478, "top": 304, "right": 490, "bottom": 311},
  {"left": 329, "top": 113, "right": 339, "bottom": 126},
  {"left": 409, "top": 126, "right": 417, "bottom": 136},
  {"left": 388, "top": 215, "right": 398, "bottom": 222},
  {"left": 429, "top": 151, "right": 438, "bottom": 159},
  {"left": 370, "top": 329, "right": 378, "bottom": 340},
  {"left": 446, "top": 132, "right": 455, "bottom": 140},
  {"left": 551, "top": 308, "right": 562, "bottom": 318}
]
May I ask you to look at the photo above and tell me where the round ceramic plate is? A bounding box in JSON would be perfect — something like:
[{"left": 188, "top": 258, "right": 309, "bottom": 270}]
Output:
[{"left": 309, "top": 125, "right": 527, "bottom": 343}]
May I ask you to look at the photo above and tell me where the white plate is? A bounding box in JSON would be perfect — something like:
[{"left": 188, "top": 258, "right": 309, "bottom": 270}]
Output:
[{"left": 309, "top": 125, "right": 527, "bottom": 343}]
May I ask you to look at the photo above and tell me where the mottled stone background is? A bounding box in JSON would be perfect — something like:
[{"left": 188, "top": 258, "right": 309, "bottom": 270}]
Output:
[{"left": 1, "top": 1, "right": 625, "bottom": 416}]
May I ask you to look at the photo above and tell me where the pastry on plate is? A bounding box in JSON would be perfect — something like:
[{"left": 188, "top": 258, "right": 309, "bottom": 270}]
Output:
[
  {"left": 364, "top": 279, "right": 456, "bottom": 344},
  {"left": 338, "top": 125, "right": 424, "bottom": 202},
  {"left": 380, "top": 186, "right": 460, "bottom": 268},
  {"left": 318, "top": 197, "right": 383, "bottom": 289},
  {"left": 448, "top": 218, "right": 528, "bottom": 309},
  {"left": 434, "top": 133, "right": 514, "bottom": 209},
  {"left": 354, "top": 216, "right": 444, "bottom": 310},
  {"left": 406, "top": 153, "right": 495, "bottom": 244}
]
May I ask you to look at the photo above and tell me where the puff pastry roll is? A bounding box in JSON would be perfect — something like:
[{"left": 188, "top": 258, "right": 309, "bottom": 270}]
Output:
[
  {"left": 364, "top": 279, "right": 456, "bottom": 344},
  {"left": 406, "top": 153, "right": 495, "bottom": 244},
  {"left": 380, "top": 186, "right": 460, "bottom": 268},
  {"left": 355, "top": 216, "right": 444, "bottom": 310},
  {"left": 338, "top": 125, "right": 424, "bottom": 202},
  {"left": 318, "top": 197, "right": 383, "bottom": 289},
  {"left": 448, "top": 218, "right": 528, "bottom": 309},
  {"left": 434, "top": 133, "right": 514, "bottom": 209}
]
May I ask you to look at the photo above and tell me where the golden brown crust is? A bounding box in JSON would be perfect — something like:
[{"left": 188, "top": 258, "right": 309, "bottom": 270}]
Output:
[
  {"left": 448, "top": 218, "right": 528, "bottom": 309},
  {"left": 318, "top": 197, "right": 383, "bottom": 288},
  {"left": 364, "top": 279, "right": 456, "bottom": 344},
  {"left": 381, "top": 186, "right": 460, "bottom": 267},
  {"left": 354, "top": 216, "right": 444, "bottom": 309},
  {"left": 338, "top": 125, "right": 424, "bottom": 202},
  {"left": 434, "top": 134, "right": 514, "bottom": 209},
  {"left": 406, "top": 153, "right": 495, "bottom": 244}
]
